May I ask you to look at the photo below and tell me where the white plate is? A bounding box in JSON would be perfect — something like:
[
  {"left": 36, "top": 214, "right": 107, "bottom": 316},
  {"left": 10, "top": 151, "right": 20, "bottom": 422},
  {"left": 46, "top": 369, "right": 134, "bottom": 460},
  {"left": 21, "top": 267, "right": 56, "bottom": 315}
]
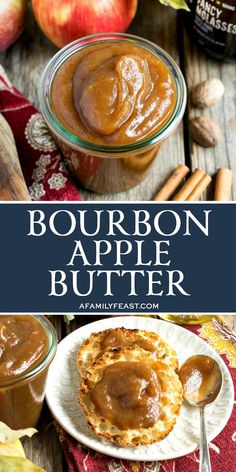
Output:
[{"left": 46, "top": 316, "right": 234, "bottom": 461}]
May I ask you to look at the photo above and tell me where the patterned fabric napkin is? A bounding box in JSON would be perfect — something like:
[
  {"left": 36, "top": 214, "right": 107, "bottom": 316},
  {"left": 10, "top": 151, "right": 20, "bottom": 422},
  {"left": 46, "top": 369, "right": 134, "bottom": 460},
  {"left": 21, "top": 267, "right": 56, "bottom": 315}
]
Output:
[
  {"left": 55, "top": 318, "right": 236, "bottom": 472},
  {"left": 0, "top": 66, "right": 81, "bottom": 200}
]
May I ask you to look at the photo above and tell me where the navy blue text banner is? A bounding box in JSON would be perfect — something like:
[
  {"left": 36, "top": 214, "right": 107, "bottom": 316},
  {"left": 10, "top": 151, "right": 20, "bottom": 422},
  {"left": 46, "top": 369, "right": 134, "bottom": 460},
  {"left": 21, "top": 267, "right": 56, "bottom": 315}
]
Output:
[{"left": 0, "top": 202, "right": 235, "bottom": 313}]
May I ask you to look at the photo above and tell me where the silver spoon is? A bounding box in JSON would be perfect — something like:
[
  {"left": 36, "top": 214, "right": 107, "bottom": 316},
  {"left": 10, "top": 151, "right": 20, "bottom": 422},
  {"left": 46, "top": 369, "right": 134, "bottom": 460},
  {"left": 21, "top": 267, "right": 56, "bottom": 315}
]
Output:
[{"left": 179, "top": 355, "right": 223, "bottom": 472}]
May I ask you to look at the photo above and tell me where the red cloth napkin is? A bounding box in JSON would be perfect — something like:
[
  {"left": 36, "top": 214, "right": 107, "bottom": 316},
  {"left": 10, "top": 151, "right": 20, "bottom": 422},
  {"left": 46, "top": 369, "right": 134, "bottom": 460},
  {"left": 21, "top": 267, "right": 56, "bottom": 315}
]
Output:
[
  {"left": 0, "top": 66, "right": 81, "bottom": 200},
  {"left": 55, "top": 321, "right": 236, "bottom": 472}
]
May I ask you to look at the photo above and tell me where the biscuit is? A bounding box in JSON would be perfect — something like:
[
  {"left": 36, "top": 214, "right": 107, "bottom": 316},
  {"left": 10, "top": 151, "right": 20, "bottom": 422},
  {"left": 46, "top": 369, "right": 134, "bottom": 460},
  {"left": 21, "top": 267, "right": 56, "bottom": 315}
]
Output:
[{"left": 77, "top": 327, "right": 178, "bottom": 377}]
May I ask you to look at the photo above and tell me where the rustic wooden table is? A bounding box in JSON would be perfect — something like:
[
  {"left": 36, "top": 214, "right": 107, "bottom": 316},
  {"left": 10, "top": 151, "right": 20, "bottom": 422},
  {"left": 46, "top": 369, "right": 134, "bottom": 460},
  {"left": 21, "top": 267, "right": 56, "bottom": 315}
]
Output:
[
  {"left": 1, "top": 0, "right": 236, "bottom": 201},
  {"left": 21, "top": 314, "right": 236, "bottom": 472}
]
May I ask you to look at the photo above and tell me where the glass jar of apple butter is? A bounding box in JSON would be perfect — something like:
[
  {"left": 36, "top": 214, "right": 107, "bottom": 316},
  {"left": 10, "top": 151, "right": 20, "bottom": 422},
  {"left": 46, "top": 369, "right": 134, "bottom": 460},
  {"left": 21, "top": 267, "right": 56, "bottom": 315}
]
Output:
[
  {"left": 0, "top": 315, "right": 57, "bottom": 429},
  {"left": 40, "top": 33, "right": 186, "bottom": 193}
]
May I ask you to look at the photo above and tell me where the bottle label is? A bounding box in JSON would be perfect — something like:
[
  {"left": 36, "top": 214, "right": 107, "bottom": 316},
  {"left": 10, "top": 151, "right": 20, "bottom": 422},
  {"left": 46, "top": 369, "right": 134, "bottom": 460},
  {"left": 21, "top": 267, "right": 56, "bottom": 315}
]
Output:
[
  {"left": 187, "top": 0, "right": 236, "bottom": 55},
  {"left": 196, "top": 0, "right": 236, "bottom": 34}
]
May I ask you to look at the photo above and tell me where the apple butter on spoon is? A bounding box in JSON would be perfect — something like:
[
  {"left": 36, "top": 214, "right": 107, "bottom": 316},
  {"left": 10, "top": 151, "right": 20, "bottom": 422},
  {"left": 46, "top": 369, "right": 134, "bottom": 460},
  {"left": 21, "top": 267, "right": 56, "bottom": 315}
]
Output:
[{"left": 179, "top": 355, "right": 222, "bottom": 472}]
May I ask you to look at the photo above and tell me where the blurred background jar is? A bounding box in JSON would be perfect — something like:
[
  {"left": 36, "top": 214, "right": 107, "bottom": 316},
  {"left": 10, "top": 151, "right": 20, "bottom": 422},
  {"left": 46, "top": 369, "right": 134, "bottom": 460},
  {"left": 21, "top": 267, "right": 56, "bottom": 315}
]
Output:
[{"left": 159, "top": 314, "right": 215, "bottom": 324}]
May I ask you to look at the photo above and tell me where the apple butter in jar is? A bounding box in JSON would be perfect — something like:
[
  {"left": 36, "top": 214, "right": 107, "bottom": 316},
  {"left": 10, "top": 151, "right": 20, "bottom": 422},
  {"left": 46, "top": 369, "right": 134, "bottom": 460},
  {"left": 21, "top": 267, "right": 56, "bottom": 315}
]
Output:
[
  {"left": 0, "top": 315, "right": 57, "bottom": 429},
  {"left": 40, "top": 33, "right": 186, "bottom": 193}
]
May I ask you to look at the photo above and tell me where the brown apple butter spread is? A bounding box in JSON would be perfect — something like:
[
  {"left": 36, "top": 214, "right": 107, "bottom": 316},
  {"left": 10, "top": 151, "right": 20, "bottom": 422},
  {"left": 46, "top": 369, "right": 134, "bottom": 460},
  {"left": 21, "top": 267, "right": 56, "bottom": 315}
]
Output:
[
  {"left": 0, "top": 315, "right": 53, "bottom": 429},
  {"left": 179, "top": 355, "right": 222, "bottom": 404},
  {"left": 90, "top": 361, "right": 161, "bottom": 430},
  {"left": 51, "top": 42, "right": 176, "bottom": 145},
  {"left": 0, "top": 315, "right": 48, "bottom": 380},
  {"left": 101, "top": 329, "right": 156, "bottom": 355}
]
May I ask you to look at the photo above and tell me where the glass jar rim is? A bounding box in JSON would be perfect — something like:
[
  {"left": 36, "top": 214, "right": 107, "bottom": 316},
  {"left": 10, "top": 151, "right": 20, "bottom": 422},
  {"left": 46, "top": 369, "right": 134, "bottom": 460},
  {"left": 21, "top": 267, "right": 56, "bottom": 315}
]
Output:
[
  {"left": 39, "top": 33, "right": 187, "bottom": 156},
  {"left": 0, "top": 315, "right": 57, "bottom": 388}
]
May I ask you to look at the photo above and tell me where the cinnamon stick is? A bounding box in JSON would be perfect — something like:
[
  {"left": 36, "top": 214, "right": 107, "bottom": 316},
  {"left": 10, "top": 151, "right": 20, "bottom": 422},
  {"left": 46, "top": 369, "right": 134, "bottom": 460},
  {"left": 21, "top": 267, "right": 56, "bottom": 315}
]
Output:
[
  {"left": 187, "top": 174, "right": 212, "bottom": 201},
  {"left": 214, "top": 168, "right": 233, "bottom": 201},
  {"left": 173, "top": 168, "right": 205, "bottom": 201},
  {"left": 153, "top": 164, "right": 190, "bottom": 201}
]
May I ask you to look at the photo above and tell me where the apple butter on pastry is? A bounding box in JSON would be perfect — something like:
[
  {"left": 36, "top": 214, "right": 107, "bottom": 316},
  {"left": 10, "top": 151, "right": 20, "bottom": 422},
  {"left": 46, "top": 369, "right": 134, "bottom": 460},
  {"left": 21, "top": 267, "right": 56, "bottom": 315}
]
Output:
[
  {"left": 79, "top": 347, "right": 182, "bottom": 447},
  {"left": 77, "top": 327, "right": 178, "bottom": 377},
  {"left": 90, "top": 361, "right": 161, "bottom": 430}
]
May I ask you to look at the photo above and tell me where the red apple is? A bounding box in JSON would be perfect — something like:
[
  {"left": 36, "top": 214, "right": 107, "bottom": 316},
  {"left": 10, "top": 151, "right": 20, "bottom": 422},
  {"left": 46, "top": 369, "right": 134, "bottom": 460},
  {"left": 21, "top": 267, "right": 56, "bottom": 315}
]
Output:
[
  {"left": 0, "top": 0, "right": 27, "bottom": 51},
  {"left": 32, "top": 0, "right": 138, "bottom": 48}
]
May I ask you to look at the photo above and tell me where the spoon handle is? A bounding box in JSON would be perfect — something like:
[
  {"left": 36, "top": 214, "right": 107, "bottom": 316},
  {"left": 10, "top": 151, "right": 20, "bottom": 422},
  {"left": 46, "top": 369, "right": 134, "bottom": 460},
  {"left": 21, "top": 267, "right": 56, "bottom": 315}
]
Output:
[{"left": 199, "top": 408, "right": 212, "bottom": 472}]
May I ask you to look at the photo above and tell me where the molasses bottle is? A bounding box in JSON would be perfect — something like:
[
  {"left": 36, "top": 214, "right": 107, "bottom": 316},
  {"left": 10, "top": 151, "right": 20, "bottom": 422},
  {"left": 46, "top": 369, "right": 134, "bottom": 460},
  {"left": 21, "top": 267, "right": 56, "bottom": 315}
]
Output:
[{"left": 184, "top": 0, "right": 236, "bottom": 61}]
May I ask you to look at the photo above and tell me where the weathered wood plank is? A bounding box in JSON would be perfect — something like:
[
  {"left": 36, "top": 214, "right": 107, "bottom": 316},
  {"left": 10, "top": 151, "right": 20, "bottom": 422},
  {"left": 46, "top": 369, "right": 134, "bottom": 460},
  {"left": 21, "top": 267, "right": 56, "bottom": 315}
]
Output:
[
  {"left": 0, "top": 1, "right": 185, "bottom": 202},
  {"left": 182, "top": 27, "right": 236, "bottom": 200},
  {"left": 23, "top": 405, "right": 64, "bottom": 472}
]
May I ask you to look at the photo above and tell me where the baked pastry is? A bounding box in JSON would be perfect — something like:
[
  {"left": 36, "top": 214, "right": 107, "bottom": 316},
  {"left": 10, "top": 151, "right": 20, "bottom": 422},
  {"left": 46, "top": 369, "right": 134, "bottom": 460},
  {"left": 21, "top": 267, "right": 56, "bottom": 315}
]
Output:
[
  {"left": 77, "top": 327, "right": 178, "bottom": 376},
  {"left": 79, "top": 346, "right": 183, "bottom": 447}
]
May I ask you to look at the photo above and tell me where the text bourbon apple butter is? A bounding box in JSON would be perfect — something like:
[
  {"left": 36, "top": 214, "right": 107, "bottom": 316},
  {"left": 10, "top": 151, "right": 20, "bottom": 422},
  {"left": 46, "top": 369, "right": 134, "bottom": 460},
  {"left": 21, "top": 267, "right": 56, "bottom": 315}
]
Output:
[
  {"left": 0, "top": 315, "right": 56, "bottom": 429},
  {"left": 90, "top": 361, "right": 161, "bottom": 429},
  {"left": 51, "top": 42, "right": 176, "bottom": 145}
]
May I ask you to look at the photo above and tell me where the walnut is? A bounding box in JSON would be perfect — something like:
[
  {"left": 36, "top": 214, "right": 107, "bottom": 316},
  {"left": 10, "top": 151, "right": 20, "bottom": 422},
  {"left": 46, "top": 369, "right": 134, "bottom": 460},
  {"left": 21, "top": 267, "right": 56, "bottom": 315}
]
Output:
[
  {"left": 190, "top": 116, "right": 222, "bottom": 148},
  {"left": 191, "top": 78, "right": 224, "bottom": 109}
]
